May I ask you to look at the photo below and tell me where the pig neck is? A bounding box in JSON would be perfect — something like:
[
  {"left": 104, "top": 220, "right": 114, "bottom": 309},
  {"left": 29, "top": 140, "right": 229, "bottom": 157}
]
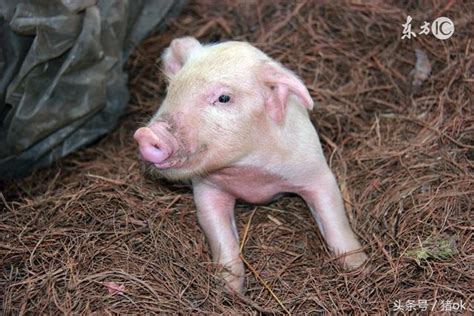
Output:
[
  {"left": 243, "top": 97, "right": 323, "bottom": 179},
  {"left": 201, "top": 98, "right": 324, "bottom": 203}
]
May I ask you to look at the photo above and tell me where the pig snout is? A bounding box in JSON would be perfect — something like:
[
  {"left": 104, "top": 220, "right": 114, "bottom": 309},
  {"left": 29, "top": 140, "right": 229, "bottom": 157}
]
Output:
[{"left": 133, "top": 122, "right": 177, "bottom": 168}]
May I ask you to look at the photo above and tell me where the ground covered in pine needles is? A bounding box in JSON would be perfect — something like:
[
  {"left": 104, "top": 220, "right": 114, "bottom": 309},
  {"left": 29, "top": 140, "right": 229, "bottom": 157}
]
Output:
[{"left": 1, "top": 0, "right": 473, "bottom": 313}]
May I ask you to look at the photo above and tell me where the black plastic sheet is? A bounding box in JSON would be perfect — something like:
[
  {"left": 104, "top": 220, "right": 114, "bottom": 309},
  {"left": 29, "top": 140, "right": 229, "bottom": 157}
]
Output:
[{"left": 0, "top": 0, "right": 186, "bottom": 179}]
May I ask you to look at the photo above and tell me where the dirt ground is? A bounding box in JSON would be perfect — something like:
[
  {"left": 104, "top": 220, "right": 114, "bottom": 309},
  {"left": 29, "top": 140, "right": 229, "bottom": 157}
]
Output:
[{"left": 1, "top": 0, "right": 473, "bottom": 314}]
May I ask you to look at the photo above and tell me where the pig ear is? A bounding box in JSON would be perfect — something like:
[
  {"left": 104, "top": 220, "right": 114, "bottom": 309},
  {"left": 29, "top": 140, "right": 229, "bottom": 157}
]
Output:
[
  {"left": 259, "top": 61, "right": 314, "bottom": 123},
  {"left": 162, "top": 37, "right": 202, "bottom": 76}
]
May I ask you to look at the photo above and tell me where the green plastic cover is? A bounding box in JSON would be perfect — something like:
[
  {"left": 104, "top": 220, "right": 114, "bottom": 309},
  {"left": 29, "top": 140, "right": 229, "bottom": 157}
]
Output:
[{"left": 0, "top": 0, "right": 186, "bottom": 179}]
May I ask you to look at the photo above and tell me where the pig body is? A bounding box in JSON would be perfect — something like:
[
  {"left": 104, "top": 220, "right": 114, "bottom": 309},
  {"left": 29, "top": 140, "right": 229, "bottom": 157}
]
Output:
[{"left": 134, "top": 37, "right": 367, "bottom": 293}]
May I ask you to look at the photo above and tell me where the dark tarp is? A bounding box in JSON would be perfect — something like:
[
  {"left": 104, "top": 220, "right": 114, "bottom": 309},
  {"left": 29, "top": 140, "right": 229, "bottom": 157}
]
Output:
[{"left": 0, "top": 0, "right": 186, "bottom": 180}]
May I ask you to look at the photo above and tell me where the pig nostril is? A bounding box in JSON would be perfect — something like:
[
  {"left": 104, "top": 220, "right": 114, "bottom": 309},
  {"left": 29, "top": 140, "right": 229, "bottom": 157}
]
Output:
[{"left": 150, "top": 143, "right": 163, "bottom": 154}]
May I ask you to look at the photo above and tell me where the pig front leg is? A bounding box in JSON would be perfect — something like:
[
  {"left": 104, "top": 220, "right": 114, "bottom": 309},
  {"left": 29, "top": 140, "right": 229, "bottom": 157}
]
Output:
[
  {"left": 300, "top": 168, "right": 368, "bottom": 269},
  {"left": 192, "top": 181, "right": 245, "bottom": 293}
]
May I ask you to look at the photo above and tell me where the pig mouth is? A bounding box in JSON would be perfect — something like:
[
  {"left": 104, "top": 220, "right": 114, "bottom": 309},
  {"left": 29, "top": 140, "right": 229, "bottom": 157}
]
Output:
[{"left": 153, "top": 156, "right": 187, "bottom": 169}]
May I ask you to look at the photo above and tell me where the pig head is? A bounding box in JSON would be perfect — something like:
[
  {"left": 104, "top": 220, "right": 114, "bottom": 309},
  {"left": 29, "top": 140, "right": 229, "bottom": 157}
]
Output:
[{"left": 134, "top": 36, "right": 368, "bottom": 293}]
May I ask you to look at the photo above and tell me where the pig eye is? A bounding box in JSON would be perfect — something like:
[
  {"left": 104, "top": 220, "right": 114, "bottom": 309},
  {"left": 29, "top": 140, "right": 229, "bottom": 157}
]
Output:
[{"left": 218, "top": 95, "right": 231, "bottom": 103}]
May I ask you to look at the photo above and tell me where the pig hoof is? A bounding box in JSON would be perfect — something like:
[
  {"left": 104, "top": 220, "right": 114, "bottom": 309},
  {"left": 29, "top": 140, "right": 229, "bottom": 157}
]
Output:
[
  {"left": 224, "top": 277, "right": 244, "bottom": 294},
  {"left": 220, "top": 264, "right": 245, "bottom": 294},
  {"left": 342, "top": 251, "right": 368, "bottom": 270}
]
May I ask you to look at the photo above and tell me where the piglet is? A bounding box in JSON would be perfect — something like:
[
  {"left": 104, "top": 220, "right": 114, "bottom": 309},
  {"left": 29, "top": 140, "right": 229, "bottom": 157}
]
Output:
[{"left": 134, "top": 37, "right": 368, "bottom": 293}]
